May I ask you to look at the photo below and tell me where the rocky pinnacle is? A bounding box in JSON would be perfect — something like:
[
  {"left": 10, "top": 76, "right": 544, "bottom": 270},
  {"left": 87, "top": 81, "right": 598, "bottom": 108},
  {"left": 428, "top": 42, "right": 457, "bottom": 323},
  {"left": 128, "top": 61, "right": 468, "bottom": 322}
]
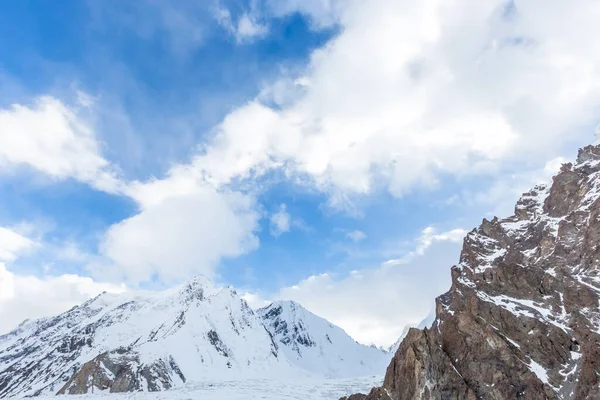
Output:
[{"left": 342, "top": 145, "right": 600, "bottom": 400}]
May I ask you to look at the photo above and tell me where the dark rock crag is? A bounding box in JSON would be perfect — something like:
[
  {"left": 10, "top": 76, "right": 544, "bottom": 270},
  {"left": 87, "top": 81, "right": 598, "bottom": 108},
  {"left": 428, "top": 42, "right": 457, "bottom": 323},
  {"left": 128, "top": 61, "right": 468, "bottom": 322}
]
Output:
[
  {"left": 344, "top": 145, "right": 600, "bottom": 400},
  {"left": 57, "top": 349, "right": 185, "bottom": 394}
]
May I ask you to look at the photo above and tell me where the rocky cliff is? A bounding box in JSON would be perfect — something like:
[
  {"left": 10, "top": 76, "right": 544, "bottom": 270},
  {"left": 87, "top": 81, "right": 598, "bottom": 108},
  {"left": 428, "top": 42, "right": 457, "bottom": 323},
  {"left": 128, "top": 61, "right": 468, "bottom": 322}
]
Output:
[{"left": 343, "top": 145, "right": 600, "bottom": 400}]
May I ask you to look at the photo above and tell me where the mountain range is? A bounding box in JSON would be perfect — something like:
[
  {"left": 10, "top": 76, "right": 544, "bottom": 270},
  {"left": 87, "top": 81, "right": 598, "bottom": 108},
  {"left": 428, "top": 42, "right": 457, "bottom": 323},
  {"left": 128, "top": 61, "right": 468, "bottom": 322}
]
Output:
[{"left": 0, "top": 277, "right": 389, "bottom": 398}]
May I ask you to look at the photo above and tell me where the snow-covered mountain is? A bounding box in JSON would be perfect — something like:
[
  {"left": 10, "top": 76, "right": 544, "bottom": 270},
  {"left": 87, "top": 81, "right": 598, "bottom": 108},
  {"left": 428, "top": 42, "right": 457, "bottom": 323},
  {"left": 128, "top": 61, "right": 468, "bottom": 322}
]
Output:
[
  {"left": 0, "top": 278, "right": 389, "bottom": 397},
  {"left": 258, "top": 301, "right": 390, "bottom": 378},
  {"left": 0, "top": 277, "right": 293, "bottom": 397}
]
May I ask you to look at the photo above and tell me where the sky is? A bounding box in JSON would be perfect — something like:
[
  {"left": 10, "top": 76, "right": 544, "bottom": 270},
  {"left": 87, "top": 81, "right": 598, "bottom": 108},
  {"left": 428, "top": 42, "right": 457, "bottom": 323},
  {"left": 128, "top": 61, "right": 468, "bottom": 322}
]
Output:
[{"left": 1, "top": 0, "right": 600, "bottom": 347}]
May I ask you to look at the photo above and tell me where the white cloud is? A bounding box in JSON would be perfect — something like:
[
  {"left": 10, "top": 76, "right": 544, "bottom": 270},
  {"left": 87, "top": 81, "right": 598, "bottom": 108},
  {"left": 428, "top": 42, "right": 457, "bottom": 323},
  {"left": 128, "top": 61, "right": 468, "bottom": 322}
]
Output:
[
  {"left": 53, "top": 241, "right": 93, "bottom": 263},
  {"left": 345, "top": 230, "right": 366, "bottom": 242},
  {"left": 0, "top": 263, "right": 126, "bottom": 334},
  {"left": 383, "top": 226, "right": 467, "bottom": 266},
  {"left": 456, "top": 155, "right": 571, "bottom": 218},
  {"left": 82, "top": 0, "right": 599, "bottom": 288},
  {"left": 415, "top": 227, "right": 467, "bottom": 255},
  {"left": 215, "top": 7, "right": 268, "bottom": 43},
  {"left": 236, "top": 13, "right": 268, "bottom": 41},
  {"left": 0, "top": 94, "right": 265, "bottom": 285},
  {"left": 272, "top": 227, "right": 466, "bottom": 346},
  {"left": 0, "top": 96, "right": 122, "bottom": 193},
  {"left": 241, "top": 292, "right": 271, "bottom": 309},
  {"left": 0, "top": 221, "right": 101, "bottom": 275},
  {"left": 269, "top": 203, "right": 291, "bottom": 237},
  {"left": 180, "top": 0, "right": 600, "bottom": 207},
  {"left": 99, "top": 180, "right": 260, "bottom": 284},
  {"left": 543, "top": 157, "right": 568, "bottom": 179},
  {"left": 0, "top": 227, "right": 36, "bottom": 262}
]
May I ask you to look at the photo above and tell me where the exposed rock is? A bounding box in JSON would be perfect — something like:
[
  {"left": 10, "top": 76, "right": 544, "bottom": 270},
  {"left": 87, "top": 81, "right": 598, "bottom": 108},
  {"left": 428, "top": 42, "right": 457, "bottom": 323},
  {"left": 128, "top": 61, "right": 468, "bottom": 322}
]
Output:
[
  {"left": 367, "top": 388, "right": 394, "bottom": 400},
  {"left": 260, "top": 302, "right": 317, "bottom": 350},
  {"left": 57, "top": 350, "right": 184, "bottom": 394},
  {"left": 259, "top": 300, "right": 391, "bottom": 378},
  {"left": 340, "top": 393, "right": 367, "bottom": 400},
  {"left": 343, "top": 145, "right": 600, "bottom": 399},
  {"left": 340, "top": 390, "right": 394, "bottom": 400}
]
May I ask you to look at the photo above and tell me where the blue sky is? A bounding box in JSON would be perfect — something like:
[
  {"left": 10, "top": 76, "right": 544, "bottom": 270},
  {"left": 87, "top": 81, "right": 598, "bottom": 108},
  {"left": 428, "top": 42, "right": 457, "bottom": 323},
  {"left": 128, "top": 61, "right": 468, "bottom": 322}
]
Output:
[{"left": 1, "top": 0, "right": 599, "bottom": 346}]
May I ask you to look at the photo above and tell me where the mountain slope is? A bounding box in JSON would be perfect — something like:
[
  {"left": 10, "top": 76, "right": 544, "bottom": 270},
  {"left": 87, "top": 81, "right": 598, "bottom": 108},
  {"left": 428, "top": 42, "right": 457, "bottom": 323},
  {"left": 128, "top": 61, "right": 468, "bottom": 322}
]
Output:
[
  {"left": 259, "top": 301, "right": 391, "bottom": 378},
  {"left": 344, "top": 145, "right": 600, "bottom": 400},
  {"left": 0, "top": 277, "right": 292, "bottom": 397}
]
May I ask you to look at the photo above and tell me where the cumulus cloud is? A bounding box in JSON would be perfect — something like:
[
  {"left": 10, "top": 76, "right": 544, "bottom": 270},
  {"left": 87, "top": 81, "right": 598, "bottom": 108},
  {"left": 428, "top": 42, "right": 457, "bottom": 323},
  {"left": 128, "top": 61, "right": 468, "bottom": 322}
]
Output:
[
  {"left": 0, "top": 263, "right": 126, "bottom": 334},
  {"left": 84, "top": 0, "right": 600, "bottom": 329},
  {"left": 100, "top": 181, "right": 260, "bottom": 284},
  {"left": 0, "top": 227, "right": 36, "bottom": 262},
  {"left": 271, "top": 227, "right": 467, "bottom": 346},
  {"left": 0, "top": 96, "right": 122, "bottom": 193},
  {"left": 89, "top": 0, "right": 600, "bottom": 287},
  {"left": 269, "top": 204, "right": 291, "bottom": 237},
  {"left": 178, "top": 0, "right": 600, "bottom": 207},
  {"left": 0, "top": 95, "right": 263, "bottom": 286}
]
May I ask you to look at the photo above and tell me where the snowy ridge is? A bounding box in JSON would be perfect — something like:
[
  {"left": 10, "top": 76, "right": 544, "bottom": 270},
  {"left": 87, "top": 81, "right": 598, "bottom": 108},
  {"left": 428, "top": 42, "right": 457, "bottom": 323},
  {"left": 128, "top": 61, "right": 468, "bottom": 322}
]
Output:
[
  {"left": 258, "top": 301, "right": 391, "bottom": 378},
  {"left": 0, "top": 277, "right": 293, "bottom": 397},
  {"left": 0, "top": 278, "right": 389, "bottom": 397}
]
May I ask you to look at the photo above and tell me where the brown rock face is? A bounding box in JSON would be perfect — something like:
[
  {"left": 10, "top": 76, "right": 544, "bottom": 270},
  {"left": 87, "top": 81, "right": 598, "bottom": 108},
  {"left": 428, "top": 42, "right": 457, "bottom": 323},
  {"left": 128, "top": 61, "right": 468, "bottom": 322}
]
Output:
[
  {"left": 340, "top": 394, "right": 367, "bottom": 400},
  {"left": 344, "top": 145, "right": 600, "bottom": 400},
  {"left": 341, "top": 388, "right": 393, "bottom": 400}
]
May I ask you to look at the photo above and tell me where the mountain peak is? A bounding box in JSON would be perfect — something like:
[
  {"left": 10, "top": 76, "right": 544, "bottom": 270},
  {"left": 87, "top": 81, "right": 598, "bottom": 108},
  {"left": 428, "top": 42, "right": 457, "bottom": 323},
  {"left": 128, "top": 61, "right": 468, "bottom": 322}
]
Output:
[
  {"left": 269, "top": 299, "right": 304, "bottom": 311},
  {"left": 174, "top": 275, "right": 220, "bottom": 304},
  {"left": 576, "top": 144, "right": 600, "bottom": 166},
  {"left": 180, "top": 275, "right": 215, "bottom": 291}
]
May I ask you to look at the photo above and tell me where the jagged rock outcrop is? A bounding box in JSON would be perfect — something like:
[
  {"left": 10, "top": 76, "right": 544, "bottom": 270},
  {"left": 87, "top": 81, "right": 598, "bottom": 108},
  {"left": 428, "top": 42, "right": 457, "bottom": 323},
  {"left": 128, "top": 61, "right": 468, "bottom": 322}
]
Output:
[
  {"left": 57, "top": 349, "right": 185, "bottom": 394},
  {"left": 341, "top": 388, "right": 394, "bottom": 400},
  {"left": 344, "top": 145, "right": 600, "bottom": 400}
]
